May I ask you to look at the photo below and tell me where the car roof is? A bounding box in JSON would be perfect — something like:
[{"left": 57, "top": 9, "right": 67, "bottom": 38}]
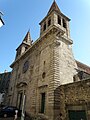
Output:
[{"left": 2, "top": 106, "right": 18, "bottom": 109}]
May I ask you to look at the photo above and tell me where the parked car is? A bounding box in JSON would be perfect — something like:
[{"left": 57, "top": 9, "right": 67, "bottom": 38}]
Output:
[{"left": 0, "top": 106, "right": 22, "bottom": 118}]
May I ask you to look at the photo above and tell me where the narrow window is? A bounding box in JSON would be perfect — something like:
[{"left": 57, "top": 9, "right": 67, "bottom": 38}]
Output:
[
  {"left": 41, "top": 93, "right": 45, "bottom": 113},
  {"left": 58, "top": 16, "right": 61, "bottom": 25},
  {"left": 48, "top": 19, "right": 51, "bottom": 26},
  {"left": 44, "top": 61, "right": 45, "bottom": 65},
  {"left": 42, "top": 72, "right": 46, "bottom": 79},
  {"left": 43, "top": 23, "right": 46, "bottom": 31},
  {"left": 73, "top": 75, "right": 76, "bottom": 82},
  {"left": 23, "top": 61, "right": 29, "bottom": 73},
  {"left": 25, "top": 46, "right": 28, "bottom": 51},
  {"left": 63, "top": 19, "right": 67, "bottom": 28}
]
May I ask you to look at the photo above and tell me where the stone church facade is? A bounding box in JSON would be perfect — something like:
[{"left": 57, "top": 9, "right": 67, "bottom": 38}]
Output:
[{"left": 7, "top": 1, "right": 90, "bottom": 120}]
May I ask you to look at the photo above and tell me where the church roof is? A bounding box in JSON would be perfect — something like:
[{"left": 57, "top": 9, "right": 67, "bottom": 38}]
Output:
[
  {"left": 76, "top": 60, "right": 90, "bottom": 74},
  {"left": 47, "top": 0, "right": 61, "bottom": 15}
]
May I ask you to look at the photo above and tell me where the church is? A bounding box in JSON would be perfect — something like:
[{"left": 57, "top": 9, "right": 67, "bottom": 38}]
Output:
[{"left": 7, "top": 1, "right": 90, "bottom": 120}]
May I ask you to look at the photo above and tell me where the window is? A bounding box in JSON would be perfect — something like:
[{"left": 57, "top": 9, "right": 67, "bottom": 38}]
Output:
[
  {"left": 48, "top": 18, "right": 51, "bottom": 26},
  {"left": 73, "top": 75, "right": 76, "bottom": 82},
  {"left": 63, "top": 19, "right": 67, "bottom": 28},
  {"left": 23, "top": 61, "right": 29, "bottom": 73},
  {"left": 25, "top": 46, "right": 28, "bottom": 51},
  {"left": 41, "top": 93, "right": 45, "bottom": 113},
  {"left": 58, "top": 16, "right": 61, "bottom": 25},
  {"left": 43, "top": 23, "right": 46, "bottom": 31},
  {"left": 44, "top": 61, "right": 45, "bottom": 65},
  {"left": 42, "top": 72, "right": 46, "bottom": 79}
]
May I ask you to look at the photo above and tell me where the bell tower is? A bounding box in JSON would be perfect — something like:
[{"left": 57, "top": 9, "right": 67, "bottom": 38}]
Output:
[
  {"left": 39, "top": 0, "right": 71, "bottom": 39},
  {"left": 38, "top": 1, "right": 78, "bottom": 119},
  {"left": 39, "top": 0, "right": 77, "bottom": 85},
  {"left": 15, "top": 31, "right": 32, "bottom": 60}
]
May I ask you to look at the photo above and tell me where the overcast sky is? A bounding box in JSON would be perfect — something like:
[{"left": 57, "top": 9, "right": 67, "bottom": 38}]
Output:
[{"left": 0, "top": 0, "right": 90, "bottom": 73}]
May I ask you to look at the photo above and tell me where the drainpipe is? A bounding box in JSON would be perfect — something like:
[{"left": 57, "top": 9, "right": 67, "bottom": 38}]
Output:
[{"left": 21, "top": 94, "right": 26, "bottom": 120}]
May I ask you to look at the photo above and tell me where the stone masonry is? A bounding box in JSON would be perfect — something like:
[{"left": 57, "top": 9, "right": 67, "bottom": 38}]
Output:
[
  {"left": 7, "top": 1, "right": 90, "bottom": 120},
  {"left": 54, "top": 78, "right": 90, "bottom": 120}
]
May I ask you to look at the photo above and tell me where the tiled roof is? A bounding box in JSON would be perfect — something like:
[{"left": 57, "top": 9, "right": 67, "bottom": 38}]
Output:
[{"left": 76, "top": 60, "right": 90, "bottom": 74}]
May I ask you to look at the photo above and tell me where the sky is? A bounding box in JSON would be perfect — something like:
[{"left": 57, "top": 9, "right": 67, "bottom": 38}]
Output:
[{"left": 0, "top": 0, "right": 90, "bottom": 73}]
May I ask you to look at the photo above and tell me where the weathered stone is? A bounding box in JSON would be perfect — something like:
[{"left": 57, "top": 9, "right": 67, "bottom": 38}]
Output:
[{"left": 7, "top": 1, "right": 90, "bottom": 120}]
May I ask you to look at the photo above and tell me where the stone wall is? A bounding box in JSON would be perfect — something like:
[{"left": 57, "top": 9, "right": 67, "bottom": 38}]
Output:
[
  {"left": 0, "top": 72, "right": 11, "bottom": 105},
  {"left": 55, "top": 78, "right": 90, "bottom": 120}
]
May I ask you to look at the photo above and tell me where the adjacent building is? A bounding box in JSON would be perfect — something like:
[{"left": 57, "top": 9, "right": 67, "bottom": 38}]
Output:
[{"left": 0, "top": 71, "right": 11, "bottom": 105}]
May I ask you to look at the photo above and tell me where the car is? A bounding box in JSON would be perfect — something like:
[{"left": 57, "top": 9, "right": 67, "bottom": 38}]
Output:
[{"left": 0, "top": 106, "right": 22, "bottom": 118}]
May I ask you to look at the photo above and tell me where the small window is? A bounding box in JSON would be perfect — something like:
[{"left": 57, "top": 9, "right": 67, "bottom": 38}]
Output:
[
  {"left": 44, "top": 61, "right": 45, "bottom": 65},
  {"left": 23, "top": 61, "right": 29, "bottom": 73},
  {"left": 58, "top": 16, "right": 61, "bottom": 25},
  {"left": 73, "top": 75, "right": 76, "bottom": 82},
  {"left": 42, "top": 72, "right": 46, "bottom": 79},
  {"left": 25, "top": 46, "right": 28, "bottom": 51},
  {"left": 63, "top": 19, "right": 67, "bottom": 28},
  {"left": 41, "top": 93, "right": 45, "bottom": 113},
  {"left": 43, "top": 23, "right": 46, "bottom": 31},
  {"left": 48, "top": 19, "right": 51, "bottom": 26}
]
